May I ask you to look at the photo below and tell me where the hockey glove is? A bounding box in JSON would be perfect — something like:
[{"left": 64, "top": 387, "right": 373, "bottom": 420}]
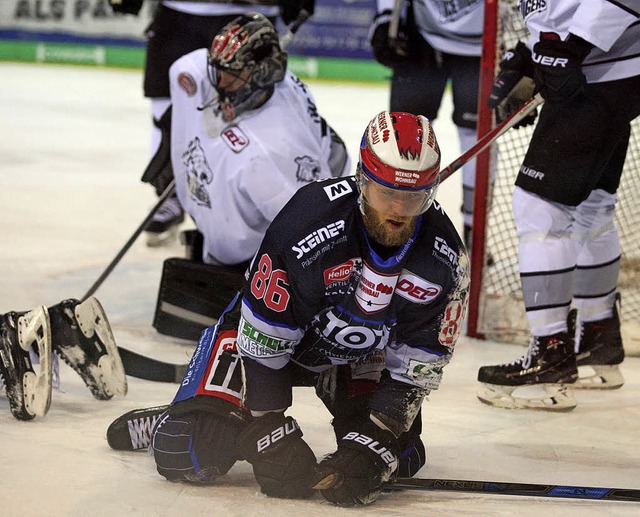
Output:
[
  {"left": 532, "top": 32, "right": 593, "bottom": 104},
  {"left": 237, "top": 412, "right": 318, "bottom": 499},
  {"left": 369, "top": 10, "right": 413, "bottom": 69},
  {"left": 151, "top": 396, "right": 251, "bottom": 483},
  {"left": 316, "top": 419, "right": 399, "bottom": 507},
  {"left": 488, "top": 41, "right": 537, "bottom": 128},
  {"left": 278, "top": 0, "right": 315, "bottom": 25},
  {"left": 108, "top": 0, "right": 144, "bottom": 15}
]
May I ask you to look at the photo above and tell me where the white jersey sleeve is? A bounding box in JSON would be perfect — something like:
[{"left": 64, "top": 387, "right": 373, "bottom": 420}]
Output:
[{"left": 169, "top": 55, "right": 345, "bottom": 265}]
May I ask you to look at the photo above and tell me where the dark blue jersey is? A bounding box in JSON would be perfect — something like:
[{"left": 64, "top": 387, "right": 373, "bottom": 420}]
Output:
[{"left": 237, "top": 176, "right": 469, "bottom": 411}]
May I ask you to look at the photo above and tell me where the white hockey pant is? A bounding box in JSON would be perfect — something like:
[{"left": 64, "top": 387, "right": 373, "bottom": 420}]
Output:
[{"left": 513, "top": 187, "right": 620, "bottom": 336}]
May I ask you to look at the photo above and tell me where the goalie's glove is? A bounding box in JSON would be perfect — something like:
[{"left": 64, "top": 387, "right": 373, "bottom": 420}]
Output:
[
  {"left": 369, "top": 10, "right": 413, "bottom": 69},
  {"left": 237, "top": 412, "right": 318, "bottom": 499},
  {"left": 532, "top": 32, "right": 593, "bottom": 104},
  {"left": 315, "top": 418, "right": 399, "bottom": 507},
  {"left": 278, "top": 0, "right": 315, "bottom": 25},
  {"left": 488, "top": 41, "right": 537, "bottom": 128},
  {"left": 108, "top": 0, "right": 144, "bottom": 15}
]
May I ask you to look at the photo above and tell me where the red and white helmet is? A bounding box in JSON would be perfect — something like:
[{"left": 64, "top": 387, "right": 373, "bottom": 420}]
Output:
[{"left": 358, "top": 111, "right": 441, "bottom": 216}]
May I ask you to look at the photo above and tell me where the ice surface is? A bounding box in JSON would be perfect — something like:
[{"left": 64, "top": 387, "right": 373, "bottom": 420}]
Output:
[{"left": 1, "top": 63, "right": 638, "bottom": 516}]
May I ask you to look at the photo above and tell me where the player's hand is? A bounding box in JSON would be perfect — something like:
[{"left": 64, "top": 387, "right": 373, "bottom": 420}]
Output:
[
  {"left": 315, "top": 418, "right": 399, "bottom": 506},
  {"left": 488, "top": 41, "right": 537, "bottom": 128},
  {"left": 108, "top": 0, "right": 144, "bottom": 15},
  {"left": 278, "top": 0, "right": 315, "bottom": 25},
  {"left": 369, "top": 10, "right": 413, "bottom": 68},
  {"left": 532, "top": 32, "right": 593, "bottom": 104},
  {"left": 237, "top": 411, "right": 318, "bottom": 499}
]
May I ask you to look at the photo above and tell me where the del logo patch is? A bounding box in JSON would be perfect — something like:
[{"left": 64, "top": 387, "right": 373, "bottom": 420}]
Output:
[
  {"left": 221, "top": 126, "right": 249, "bottom": 153},
  {"left": 177, "top": 72, "right": 197, "bottom": 96},
  {"left": 395, "top": 271, "right": 441, "bottom": 304},
  {"left": 354, "top": 262, "right": 399, "bottom": 313}
]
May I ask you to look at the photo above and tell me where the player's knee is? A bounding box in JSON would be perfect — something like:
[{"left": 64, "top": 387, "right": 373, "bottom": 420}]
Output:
[{"left": 152, "top": 410, "right": 241, "bottom": 483}]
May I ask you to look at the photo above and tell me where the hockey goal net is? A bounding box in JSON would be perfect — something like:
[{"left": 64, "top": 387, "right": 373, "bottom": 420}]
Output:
[{"left": 468, "top": 0, "right": 640, "bottom": 355}]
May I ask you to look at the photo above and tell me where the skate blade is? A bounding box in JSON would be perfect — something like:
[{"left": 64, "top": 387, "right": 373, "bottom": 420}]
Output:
[
  {"left": 575, "top": 365, "right": 624, "bottom": 390},
  {"left": 477, "top": 382, "right": 577, "bottom": 411},
  {"left": 74, "top": 297, "right": 127, "bottom": 397},
  {"left": 18, "top": 306, "right": 52, "bottom": 417},
  {"left": 145, "top": 226, "right": 179, "bottom": 247}
]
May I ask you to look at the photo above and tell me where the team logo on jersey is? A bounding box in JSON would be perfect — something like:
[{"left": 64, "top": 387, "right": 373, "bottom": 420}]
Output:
[
  {"left": 435, "top": 0, "right": 483, "bottom": 22},
  {"left": 183, "top": 137, "right": 213, "bottom": 207},
  {"left": 323, "top": 179, "right": 353, "bottom": 201},
  {"left": 519, "top": 0, "right": 547, "bottom": 20},
  {"left": 354, "top": 263, "right": 399, "bottom": 314},
  {"left": 221, "top": 126, "right": 249, "bottom": 153},
  {"left": 177, "top": 72, "right": 197, "bottom": 96},
  {"left": 295, "top": 155, "right": 321, "bottom": 182},
  {"left": 396, "top": 271, "right": 442, "bottom": 304}
]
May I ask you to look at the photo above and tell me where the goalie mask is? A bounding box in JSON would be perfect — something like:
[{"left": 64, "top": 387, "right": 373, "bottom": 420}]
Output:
[
  {"left": 207, "top": 13, "right": 287, "bottom": 121},
  {"left": 358, "top": 111, "right": 441, "bottom": 218}
]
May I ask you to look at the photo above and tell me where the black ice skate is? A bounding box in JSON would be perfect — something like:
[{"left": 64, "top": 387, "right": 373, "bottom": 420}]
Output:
[
  {"left": 477, "top": 330, "right": 578, "bottom": 411},
  {"left": 145, "top": 194, "right": 184, "bottom": 247},
  {"left": 48, "top": 297, "right": 127, "bottom": 400},
  {"left": 575, "top": 296, "right": 625, "bottom": 389},
  {"left": 0, "top": 306, "right": 52, "bottom": 420},
  {"left": 106, "top": 404, "right": 169, "bottom": 451}
]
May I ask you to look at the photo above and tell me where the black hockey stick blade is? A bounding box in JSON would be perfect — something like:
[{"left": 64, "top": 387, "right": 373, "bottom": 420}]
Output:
[
  {"left": 388, "top": 477, "right": 640, "bottom": 502},
  {"left": 117, "top": 346, "right": 187, "bottom": 383}
]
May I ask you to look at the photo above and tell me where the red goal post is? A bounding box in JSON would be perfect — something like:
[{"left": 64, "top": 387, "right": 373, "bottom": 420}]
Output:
[{"left": 467, "top": 0, "right": 640, "bottom": 355}]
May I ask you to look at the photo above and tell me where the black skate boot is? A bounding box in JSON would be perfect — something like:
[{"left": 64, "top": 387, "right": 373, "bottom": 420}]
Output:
[
  {"left": 0, "top": 307, "right": 52, "bottom": 420},
  {"left": 477, "top": 327, "right": 578, "bottom": 411},
  {"left": 575, "top": 295, "right": 625, "bottom": 389},
  {"left": 48, "top": 297, "right": 127, "bottom": 400},
  {"left": 145, "top": 194, "right": 184, "bottom": 247}
]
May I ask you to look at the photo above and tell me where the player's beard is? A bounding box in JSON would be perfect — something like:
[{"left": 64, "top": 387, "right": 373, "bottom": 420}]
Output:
[{"left": 361, "top": 201, "right": 417, "bottom": 247}]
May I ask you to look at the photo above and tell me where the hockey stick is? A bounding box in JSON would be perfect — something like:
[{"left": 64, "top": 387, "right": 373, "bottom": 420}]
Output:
[
  {"left": 388, "top": 0, "right": 403, "bottom": 47},
  {"left": 388, "top": 476, "right": 640, "bottom": 502},
  {"left": 440, "top": 93, "right": 544, "bottom": 183},
  {"left": 91, "top": 12, "right": 311, "bottom": 382},
  {"left": 113, "top": 93, "right": 546, "bottom": 384}
]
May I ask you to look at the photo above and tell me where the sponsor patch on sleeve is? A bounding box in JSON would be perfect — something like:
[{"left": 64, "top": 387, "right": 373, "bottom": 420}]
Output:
[{"left": 177, "top": 72, "right": 197, "bottom": 96}]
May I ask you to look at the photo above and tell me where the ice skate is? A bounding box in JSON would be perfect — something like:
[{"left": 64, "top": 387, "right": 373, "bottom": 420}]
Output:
[
  {"left": 575, "top": 297, "right": 625, "bottom": 389},
  {"left": 477, "top": 330, "right": 578, "bottom": 411},
  {"left": 48, "top": 297, "right": 127, "bottom": 400},
  {"left": 0, "top": 306, "right": 52, "bottom": 420},
  {"left": 145, "top": 194, "right": 184, "bottom": 247},
  {"left": 106, "top": 404, "right": 169, "bottom": 451}
]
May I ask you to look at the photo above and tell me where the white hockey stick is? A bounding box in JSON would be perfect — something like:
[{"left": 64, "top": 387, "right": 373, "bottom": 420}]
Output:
[
  {"left": 440, "top": 93, "right": 544, "bottom": 182},
  {"left": 388, "top": 0, "right": 403, "bottom": 46}
]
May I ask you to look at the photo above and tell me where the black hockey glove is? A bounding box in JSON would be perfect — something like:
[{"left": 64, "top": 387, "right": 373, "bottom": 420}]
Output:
[
  {"left": 369, "top": 10, "right": 413, "bottom": 69},
  {"left": 532, "top": 32, "right": 593, "bottom": 104},
  {"left": 237, "top": 412, "right": 318, "bottom": 499},
  {"left": 488, "top": 41, "right": 537, "bottom": 128},
  {"left": 108, "top": 0, "right": 144, "bottom": 15},
  {"left": 278, "top": 0, "right": 315, "bottom": 25},
  {"left": 316, "top": 419, "right": 399, "bottom": 507},
  {"left": 151, "top": 396, "right": 251, "bottom": 483}
]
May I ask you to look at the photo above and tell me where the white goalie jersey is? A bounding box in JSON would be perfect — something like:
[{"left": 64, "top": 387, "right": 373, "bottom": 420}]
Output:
[{"left": 168, "top": 48, "right": 350, "bottom": 265}]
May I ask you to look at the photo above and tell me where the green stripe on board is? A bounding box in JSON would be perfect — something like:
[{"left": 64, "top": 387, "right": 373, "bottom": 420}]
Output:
[{"left": 0, "top": 39, "right": 389, "bottom": 83}]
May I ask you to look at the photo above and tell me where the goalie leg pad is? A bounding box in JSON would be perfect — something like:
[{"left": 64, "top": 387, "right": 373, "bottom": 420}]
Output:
[
  {"left": 153, "top": 258, "right": 246, "bottom": 341},
  {"left": 48, "top": 297, "right": 127, "bottom": 400},
  {"left": 0, "top": 307, "right": 52, "bottom": 420}
]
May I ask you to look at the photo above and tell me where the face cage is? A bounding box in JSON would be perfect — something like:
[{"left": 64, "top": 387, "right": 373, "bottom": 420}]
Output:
[
  {"left": 357, "top": 167, "right": 439, "bottom": 218},
  {"left": 206, "top": 60, "right": 256, "bottom": 109}
]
